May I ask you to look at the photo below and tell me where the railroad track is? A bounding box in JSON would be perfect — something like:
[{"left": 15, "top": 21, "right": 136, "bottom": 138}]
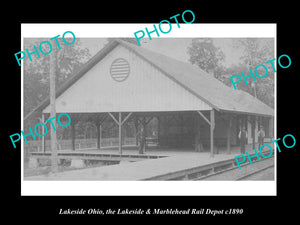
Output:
[
  {"left": 235, "top": 164, "right": 274, "bottom": 180},
  {"left": 194, "top": 156, "right": 274, "bottom": 181}
]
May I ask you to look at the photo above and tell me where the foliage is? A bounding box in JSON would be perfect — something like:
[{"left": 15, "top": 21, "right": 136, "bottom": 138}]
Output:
[
  {"left": 187, "top": 38, "right": 225, "bottom": 78},
  {"left": 230, "top": 38, "right": 275, "bottom": 108},
  {"left": 23, "top": 38, "right": 141, "bottom": 141},
  {"left": 23, "top": 37, "right": 91, "bottom": 137},
  {"left": 23, "top": 38, "right": 91, "bottom": 117},
  {"left": 187, "top": 38, "right": 275, "bottom": 108}
]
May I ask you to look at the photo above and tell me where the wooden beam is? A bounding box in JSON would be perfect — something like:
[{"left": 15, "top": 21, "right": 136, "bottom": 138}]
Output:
[
  {"left": 50, "top": 45, "right": 58, "bottom": 173},
  {"left": 226, "top": 116, "right": 232, "bottom": 154},
  {"left": 68, "top": 115, "right": 80, "bottom": 151},
  {"left": 96, "top": 123, "right": 101, "bottom": 150},
  {"left": 157, "top": 116, "right": 160, "bottom": 146},
  {"left": 134, "top": 116, "right": 139, "bottom": 146},
  {"left": 71, "top": 122, "right": 76, "bottom": 151},
  {"left": 100, "top": 124, "right": 102, "bottom": 148},
  {"left": 41, "top": 114, "right": 46, "bottom": 153},
  {"left": 118, "top": 112, "right": 122, "bottom": 155},
  {"left": 210, "top": 109, "right": 215, "bottom": 157},
  {"left": 252, "top": 115, "right": 256, "bottom": 150},
  {"left": 94, "top": 114, "right": 106, "bottom": 150},
  {"left": 121, "top": 112, "right": 132, "bottom": 125},
  {"left": 108, "top": 112, "right": 119, "bottom": 125},
  {"left": 197, "top": 111, "right": 211, "bottom": 126},
  {"left": 139, "top": 119, "right": 146, "bottom": 154}
]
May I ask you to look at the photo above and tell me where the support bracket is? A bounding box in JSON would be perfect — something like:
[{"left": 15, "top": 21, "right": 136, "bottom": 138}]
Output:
[{"left": 197, "top": 111, "right": 211, "bottom": 126}]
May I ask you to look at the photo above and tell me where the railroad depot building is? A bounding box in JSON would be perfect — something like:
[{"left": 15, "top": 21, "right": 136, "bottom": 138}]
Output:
[{"left": 25, "top": 39, "right": 274, "bottom": 157}]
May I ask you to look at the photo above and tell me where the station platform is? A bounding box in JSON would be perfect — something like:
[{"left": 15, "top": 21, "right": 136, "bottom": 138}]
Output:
[{"left": 25, "top": 144, "right": 262, "bottom": 181}]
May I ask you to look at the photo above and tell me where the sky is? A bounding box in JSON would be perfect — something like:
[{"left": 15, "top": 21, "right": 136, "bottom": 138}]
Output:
[{"left": 78, "top": 38, "right": 244, "bottom": 68}]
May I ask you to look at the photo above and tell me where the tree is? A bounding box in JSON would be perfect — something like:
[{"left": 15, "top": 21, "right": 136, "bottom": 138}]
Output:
[
  {"left": 23, "top": 37, "right": 91, "bottom": 134},
  {"left": 231, "top": 38, "right": 275, "bottom": 107},
  {"left": 49, "top": 43, "right": 58, "bottom": 172},
  {"left": 187, "top": 38, "right": 225, "bottom": 78},
  {"left": 24, "top": 38, "right": 91, "bottom": 117},
  {"left": 220, "top": 64, "right": 249, "bottom": 87}
]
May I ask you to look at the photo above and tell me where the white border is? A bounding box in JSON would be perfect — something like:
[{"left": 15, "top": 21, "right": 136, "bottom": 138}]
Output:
[
  {"left": 22, "top": 181, "right": 276, "bottom": 196},
  {"left": 21, "top": 23, "right": 276, "bottom": 38},
  {"left": 21, "top": 23, "right": 277, "bottom": 196}
]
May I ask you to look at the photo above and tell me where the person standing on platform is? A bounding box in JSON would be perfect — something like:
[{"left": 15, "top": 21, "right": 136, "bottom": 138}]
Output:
[
  {"left": 257, "top": 125, "right": 265, "bottom": 150},
  {"left": 194, "top": 130, "right": 203, "bottom": 152},
  {"left": 238, "top": 127, "right": 248, "bottom": 154},
  {"left": 139, "top": 126, "right": 146, "bottom": 154}
]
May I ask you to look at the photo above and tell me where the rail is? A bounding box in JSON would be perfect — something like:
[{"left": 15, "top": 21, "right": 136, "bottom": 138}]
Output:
[{"left": 235, "top": 164, "right": 274, "bottom": 180}]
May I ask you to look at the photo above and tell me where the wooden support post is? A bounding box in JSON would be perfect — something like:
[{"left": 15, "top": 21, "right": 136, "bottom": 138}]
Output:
[
  {"left": 108, "top": 112, "right": 132, "bottom": 155},
  {"left": 143, "top": 117, "right": 147, "bottom": 151},
  {"left": 71, "top": 122, "right": 76, "bottom": 151},
  {"left": 100, "top": 124, "right": 102, "bottom": 148},
  {"left": 42, "top": 114, "right": 46, "bottom": 153},
  {"left": 196, "top": 110, "right": 215, "bottom": 154},
  {"left": 139, "top": 117, "right": 147, "bottom": 154},
  {"left": 157, "top": 116, "right": 160, "bottom": 146},
  {"left": 269, "top": 117, "right": 274, "bottom": 139},
  {"left": 118, "top": 112, "right": 122, "bottom": 155},
  {"left": 210, "top": 109, "right": 215, "bottom": 157},
  {"left": 134, "top": 117, "right": 139, "bottom": 146},
  {"left": 122, "top": 123, "right": 125, "bottom": 145},
  {"left": 227, "top": 116, "right": 232, "bottom": 154},
  {"left": 252, "top": 115, "right": 256, "bottom": 150},
  {"left": 96, "top": 122, "right": 101, "bottom": 150},
  {"left": 50, "top": 45, "right": 58, "bottom": 173},
  {"left": 96, "top": 114, "right": 107, "bottom": 150}
]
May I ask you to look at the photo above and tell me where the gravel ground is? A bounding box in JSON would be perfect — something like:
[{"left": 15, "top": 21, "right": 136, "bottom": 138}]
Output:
[
  {"left": 200, "top": 157, "right": 275, "bottom": 181},
  {"left": 240, "top": 167, "right": 274, "bottom": 180}
]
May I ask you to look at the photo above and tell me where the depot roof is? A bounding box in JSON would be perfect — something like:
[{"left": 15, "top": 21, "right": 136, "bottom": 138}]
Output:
[{"left": 25, "top": 39, "right": 274, "bottom": 121}]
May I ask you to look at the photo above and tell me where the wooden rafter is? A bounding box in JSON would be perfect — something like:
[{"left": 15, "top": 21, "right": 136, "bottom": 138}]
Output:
[
  {"left": 108, "top": 112, "right": 119, "bottom": 125},
  {"left": 197, "top": 111, "right": 211, "bottom": 126}
]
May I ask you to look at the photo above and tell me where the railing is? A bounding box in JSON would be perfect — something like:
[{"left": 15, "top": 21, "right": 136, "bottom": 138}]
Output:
[
  {"left": 24, "top": 138, "right": 135, "bottom": 152},
  {"left": 24, "top": 137, "right": 159, "bottom": 153}
]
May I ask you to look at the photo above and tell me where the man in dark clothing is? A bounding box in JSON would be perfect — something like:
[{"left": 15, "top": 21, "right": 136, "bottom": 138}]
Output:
[
  {"left": 139, "top": 126, "right": 146, "bottom": 154},
  {"left": 238, "top": 127, "right": 247, "bottom": 154},
  {"left": 194, "top": 130, "right": 203, "bottom": 152},
  {"left": 257, "top": 126, "right": 265, "bottom": 150}
]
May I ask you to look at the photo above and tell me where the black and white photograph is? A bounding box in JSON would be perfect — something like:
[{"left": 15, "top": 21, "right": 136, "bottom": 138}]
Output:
[
  {"left": 21, "top": 24, "right": 276, "bottom": 193},
  {"left": 4, "top": 5, "right": 299, "bottom": 220}
]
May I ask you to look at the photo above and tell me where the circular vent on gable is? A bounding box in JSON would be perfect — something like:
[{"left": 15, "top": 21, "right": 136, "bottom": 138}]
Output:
[{"left": 110, "top": 58, "right": 130, "bottom": 82}]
